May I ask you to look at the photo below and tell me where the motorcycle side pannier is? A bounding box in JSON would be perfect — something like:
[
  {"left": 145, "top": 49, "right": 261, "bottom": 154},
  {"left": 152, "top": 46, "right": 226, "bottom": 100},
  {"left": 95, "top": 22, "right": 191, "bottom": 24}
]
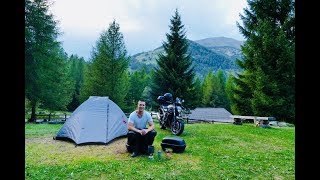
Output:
[{"left": 161, "top": 136, "right": 186, "bottom": 153}]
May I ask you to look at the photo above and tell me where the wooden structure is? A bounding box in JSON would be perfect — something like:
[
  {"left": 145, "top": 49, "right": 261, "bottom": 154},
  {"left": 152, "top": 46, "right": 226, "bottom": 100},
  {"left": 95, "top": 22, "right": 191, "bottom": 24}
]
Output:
[
  {"left": 230, "top": 115, "right": 276, "bottom": 128},
  {"left": 186, "top": 108, "right": 233, "bottom": 124},
  {"left": 32, "top": 113, "right": 70, "bottom": 124}
]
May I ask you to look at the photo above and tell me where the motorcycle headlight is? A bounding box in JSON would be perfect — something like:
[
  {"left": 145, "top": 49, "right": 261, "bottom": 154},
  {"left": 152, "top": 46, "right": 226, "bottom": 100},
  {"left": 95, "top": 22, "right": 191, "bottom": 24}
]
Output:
[
  {"left": 176, "top": 106, "right": 182, "bottom": 113},
  {"left": 168, "top": 105, "right": 174, "bottom": 113}
]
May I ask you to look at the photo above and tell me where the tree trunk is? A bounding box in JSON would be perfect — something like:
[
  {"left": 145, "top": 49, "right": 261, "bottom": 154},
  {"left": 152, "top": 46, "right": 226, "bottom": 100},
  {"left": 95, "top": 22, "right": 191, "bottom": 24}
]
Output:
[{"left": 29, "top": 102, "right": 37, "bottom": 122}]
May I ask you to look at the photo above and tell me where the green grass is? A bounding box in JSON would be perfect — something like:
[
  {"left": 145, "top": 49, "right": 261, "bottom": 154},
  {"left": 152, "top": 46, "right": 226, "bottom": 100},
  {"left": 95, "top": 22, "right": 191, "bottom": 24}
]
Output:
[{"left": 25, "top": 122, "right": 295, "bottom": 179}]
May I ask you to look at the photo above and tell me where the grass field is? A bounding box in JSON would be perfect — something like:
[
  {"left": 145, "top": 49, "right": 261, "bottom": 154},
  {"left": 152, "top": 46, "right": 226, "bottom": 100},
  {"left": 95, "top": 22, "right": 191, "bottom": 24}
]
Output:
[{"left": 25, "top": 122, "right": 295, "bottom": 179}]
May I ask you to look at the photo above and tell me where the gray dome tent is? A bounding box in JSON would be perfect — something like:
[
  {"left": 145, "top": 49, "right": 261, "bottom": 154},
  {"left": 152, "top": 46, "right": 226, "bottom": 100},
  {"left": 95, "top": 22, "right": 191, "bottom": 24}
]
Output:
[{"left": 54, "top": 96, "right": 128, "bottom": 145}]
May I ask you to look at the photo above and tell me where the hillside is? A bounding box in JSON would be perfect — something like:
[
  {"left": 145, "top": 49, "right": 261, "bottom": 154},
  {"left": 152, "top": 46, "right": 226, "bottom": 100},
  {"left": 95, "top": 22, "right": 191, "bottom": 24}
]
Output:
[
  {"left": 194, "top": 36, "right": 243, "bottom": 49},
  {"left": 194, "top": 37, "right": 243, "bottom": 61},
  {"left": 129, "top": 37, "right": 244, "bottom": 78}
]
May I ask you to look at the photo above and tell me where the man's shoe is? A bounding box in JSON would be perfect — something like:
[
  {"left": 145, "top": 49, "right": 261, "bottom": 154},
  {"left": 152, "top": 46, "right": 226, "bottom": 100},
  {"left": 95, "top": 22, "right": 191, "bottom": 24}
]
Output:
[
  {"left": 141, "top": 150, "right": 149, "bottom": 155},
  {"left": 131, "top": 152, "right": 139, "bottom": 157}
]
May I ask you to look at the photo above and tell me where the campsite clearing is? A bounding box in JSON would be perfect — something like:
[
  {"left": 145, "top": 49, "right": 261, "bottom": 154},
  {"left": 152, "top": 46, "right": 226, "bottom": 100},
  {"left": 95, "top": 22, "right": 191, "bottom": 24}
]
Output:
[{"left": 25, "top": 123, "right": 294, "bottom": 179}]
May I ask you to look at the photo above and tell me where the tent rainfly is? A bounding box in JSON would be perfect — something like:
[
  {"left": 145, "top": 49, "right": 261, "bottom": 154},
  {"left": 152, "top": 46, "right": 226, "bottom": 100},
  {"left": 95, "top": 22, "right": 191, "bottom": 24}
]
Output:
[{"left": 54, "top": 96, "right": 128, "bottom": 145}]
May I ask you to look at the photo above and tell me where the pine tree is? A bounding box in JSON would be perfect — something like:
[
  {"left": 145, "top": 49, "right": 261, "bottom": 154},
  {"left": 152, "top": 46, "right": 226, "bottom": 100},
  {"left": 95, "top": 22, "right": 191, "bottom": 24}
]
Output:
[
  {"left": 226, "top": 73, "right": 253, "bottom": 115},
  {"left": 201, "top": 71, "right": 214, "bottom": 107},
  {"left": 225, "top": 73, "right": 237, "bottom": 113},
  {"left": 150, "top": 9, "right": 196, "bottom": 108},
  {"left": 231, "top": 0, "right": 295, "bottom": 122},
  {"left": 25, "top": 0, "right": 72, "bottom": 121},
  {"left": 193, "top": 77, "right": 202, "bottom": 108},
  {"left": 38, "top": 47, "right": 73, "bottom": 111},
  {"left": 80, "top": 20, "right": 129, "bottom": 108},
  {"left": 200, "top": 70, "right": 229, "bottom": 109},
  {"left": 67, "top": 55, "right": 85, "bottom": 111},
  {"left": 211, "top": 70, "right": 229, "bottom": 109},
  {"left": 124, "top": 67, "right": 151, "bottom": 112}
]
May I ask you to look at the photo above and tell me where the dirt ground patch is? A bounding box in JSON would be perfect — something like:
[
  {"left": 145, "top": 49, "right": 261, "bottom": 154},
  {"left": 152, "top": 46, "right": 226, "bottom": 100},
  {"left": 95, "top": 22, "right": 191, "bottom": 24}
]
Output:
[{"left": 25, "top": 135, "right": 128, "bottom": 155}]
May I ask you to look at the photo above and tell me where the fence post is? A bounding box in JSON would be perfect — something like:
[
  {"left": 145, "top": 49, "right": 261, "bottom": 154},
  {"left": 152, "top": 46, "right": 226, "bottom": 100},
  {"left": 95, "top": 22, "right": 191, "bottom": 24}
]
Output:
[
  {"left": 64, "top": 113, "right": 67, "bottom": 121},
  {"left": 49, "top": 113, "right": 51, "bottom": 121}
]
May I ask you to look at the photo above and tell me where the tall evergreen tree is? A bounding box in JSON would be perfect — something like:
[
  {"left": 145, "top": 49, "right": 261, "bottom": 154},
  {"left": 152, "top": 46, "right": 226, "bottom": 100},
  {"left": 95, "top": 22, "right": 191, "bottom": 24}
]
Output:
[
  {"left": 25, "top": 0, "right": 72, "bottom": 121},
  {"left": 225, "top": 73, "right": 237, "bottom": 113},
  {"left": 231, "top": 0, "right": 295, "bottom": 122},
  {"left": 211, "top": 70, "right": 229, "bottom": 110},
  {"left": 193, "top": 77, "right": 202, "bottom": 108},
  {"left": 67, "top": 55, "right": 85, "bottom": 111},
  {"left": 39, "top": 47, "right": 73, "bottom": 111},
  {"left": 200, "top": 70, "right": 229, "bottom": 109},
  {"left": 124, "top": 67, "right": 150, "bottom": 112},
  {"left": 80, "top": 20, "right": 129, "bottom": 108},
  {"left": 150, "top": 9, "right": 196, "bottom": 108},
  {"left": 228, "top": 72, "right": 254, "bottom": 115},
  {"left": 201, "top": 71, "right": 214, "bottom": 107}
]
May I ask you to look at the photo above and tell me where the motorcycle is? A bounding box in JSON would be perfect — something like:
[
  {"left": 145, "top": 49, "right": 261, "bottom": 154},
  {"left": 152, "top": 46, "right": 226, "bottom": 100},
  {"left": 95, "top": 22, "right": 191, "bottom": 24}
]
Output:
[{"left": 157, "top": 93, "right": 185, "bottom": 136}]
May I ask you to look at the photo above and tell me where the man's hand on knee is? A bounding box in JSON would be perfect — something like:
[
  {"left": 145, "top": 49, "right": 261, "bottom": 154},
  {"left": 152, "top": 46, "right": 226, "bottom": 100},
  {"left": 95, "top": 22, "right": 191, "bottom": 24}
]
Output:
[{"left": 141, "top": 129, "right": 147, "bottom": 135}]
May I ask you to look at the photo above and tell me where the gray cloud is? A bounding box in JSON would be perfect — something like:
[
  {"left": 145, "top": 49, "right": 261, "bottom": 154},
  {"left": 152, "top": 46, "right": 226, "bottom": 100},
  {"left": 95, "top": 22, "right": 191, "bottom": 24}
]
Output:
[{"left": 52, "top": 0, "right": 247, "bottom": 60}]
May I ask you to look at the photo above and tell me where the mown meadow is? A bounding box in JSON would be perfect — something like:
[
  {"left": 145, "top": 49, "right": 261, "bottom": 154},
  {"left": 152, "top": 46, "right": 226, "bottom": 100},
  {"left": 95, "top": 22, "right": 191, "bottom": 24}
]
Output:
[{"left": 25, "top": 122, "right": 295, "bottom": 179}]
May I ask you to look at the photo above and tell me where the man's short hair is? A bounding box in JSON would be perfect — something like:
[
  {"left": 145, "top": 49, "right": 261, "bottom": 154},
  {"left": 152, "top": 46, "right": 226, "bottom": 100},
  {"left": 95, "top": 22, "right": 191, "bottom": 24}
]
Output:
[{"left": 138, "top": 99, "right": 145, "bottom": 103}]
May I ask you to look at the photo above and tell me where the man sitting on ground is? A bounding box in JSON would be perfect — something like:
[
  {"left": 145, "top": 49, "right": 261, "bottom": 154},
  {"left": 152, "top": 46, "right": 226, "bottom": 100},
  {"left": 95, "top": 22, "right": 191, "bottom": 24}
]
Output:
[{"left": 126, "top": 99, "right": 157, "bottom": 157}]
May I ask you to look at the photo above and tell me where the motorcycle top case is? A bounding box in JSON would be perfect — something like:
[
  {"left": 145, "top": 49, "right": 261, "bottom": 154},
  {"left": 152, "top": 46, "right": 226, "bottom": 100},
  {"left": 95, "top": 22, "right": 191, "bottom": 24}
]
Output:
[
  {"left": 161, "top": 136, "right": 186, "bottom": 153},
  {"left": 157, "top": 96, "right": 172, "bottom": 106}
]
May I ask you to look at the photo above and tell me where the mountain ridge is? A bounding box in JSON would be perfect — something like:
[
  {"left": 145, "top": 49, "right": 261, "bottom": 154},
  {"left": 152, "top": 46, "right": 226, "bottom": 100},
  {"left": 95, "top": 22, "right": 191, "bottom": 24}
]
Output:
[
  {"left": 129, "top": 37, "right": 244, "bottom": 78},
  {"left": 194, "top": 36, "right": 243, "bottom": 49}
]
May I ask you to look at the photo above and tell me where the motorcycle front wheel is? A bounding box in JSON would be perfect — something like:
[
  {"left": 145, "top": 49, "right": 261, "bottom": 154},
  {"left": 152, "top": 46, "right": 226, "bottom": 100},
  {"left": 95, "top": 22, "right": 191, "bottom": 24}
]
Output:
[{"left": 171, "top": 119, "right": 184, "bottom": 136}]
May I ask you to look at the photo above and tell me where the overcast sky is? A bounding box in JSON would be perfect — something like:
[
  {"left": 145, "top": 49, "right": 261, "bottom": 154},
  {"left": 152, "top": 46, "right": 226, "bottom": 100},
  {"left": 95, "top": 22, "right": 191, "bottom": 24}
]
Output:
[{"left": 50, "top": 0, "right": 248, "bottom": 61}]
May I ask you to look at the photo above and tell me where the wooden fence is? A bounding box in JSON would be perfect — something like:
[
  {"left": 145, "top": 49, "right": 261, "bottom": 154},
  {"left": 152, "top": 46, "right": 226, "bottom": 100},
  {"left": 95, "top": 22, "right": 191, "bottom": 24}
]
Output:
[{"left": 32, "top": 113, "right": 70, "bottom": 123}]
